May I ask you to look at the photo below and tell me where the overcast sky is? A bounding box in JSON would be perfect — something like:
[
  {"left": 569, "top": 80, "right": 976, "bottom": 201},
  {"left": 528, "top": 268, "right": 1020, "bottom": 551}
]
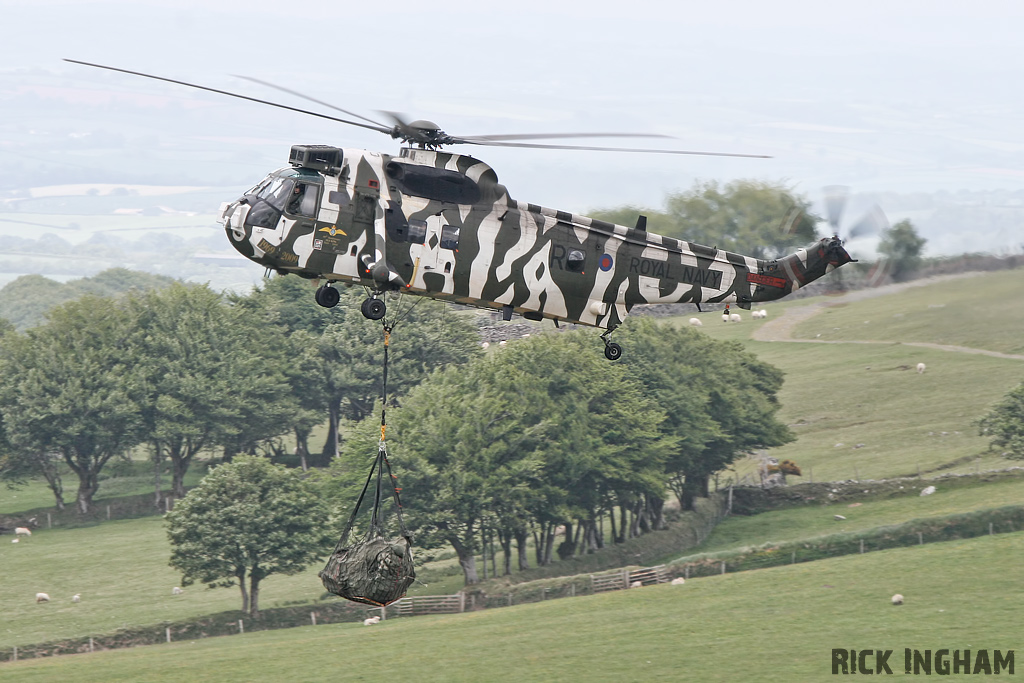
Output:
[{"left": 3, "top": 1, "right": 1024, "bottom": 252}]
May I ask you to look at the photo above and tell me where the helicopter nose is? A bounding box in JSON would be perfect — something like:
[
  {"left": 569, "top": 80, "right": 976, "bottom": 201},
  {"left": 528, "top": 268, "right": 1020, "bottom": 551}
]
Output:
[{"left": 220, "top": 200, "right": 249, "bottom": 242}]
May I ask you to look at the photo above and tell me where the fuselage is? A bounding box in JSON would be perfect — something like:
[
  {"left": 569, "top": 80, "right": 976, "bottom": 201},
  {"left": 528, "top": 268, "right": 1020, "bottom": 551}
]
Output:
[{"left": 220, "top": 146, "right": 853, "bottom": 330}]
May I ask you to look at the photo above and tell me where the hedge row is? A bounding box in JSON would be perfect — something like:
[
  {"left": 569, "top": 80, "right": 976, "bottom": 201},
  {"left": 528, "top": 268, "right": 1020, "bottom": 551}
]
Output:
[
  {"left": 0, "top": 599, "right": 376, "bottom": 662},
  {"left": 668, "top": 503, "right": 1024, "bottom": 578}
]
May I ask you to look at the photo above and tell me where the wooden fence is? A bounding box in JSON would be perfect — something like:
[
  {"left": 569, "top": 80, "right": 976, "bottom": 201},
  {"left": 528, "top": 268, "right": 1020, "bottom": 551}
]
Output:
[
  {"left": 589, "top": 564, "right": 669, "bottom": 593},
  {"left": 394, "top": 593, "right": 466, "bottom": 617}
]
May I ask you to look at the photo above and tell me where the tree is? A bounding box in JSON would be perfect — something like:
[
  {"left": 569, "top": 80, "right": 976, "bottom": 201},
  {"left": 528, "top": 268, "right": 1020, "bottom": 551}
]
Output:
[
  {"left": 591, "top": 180, "right": 819, "bottom": 258},
  {"left": 389, "top": 332, "right": 672, "bottom": 584},
  {"left": 617, "top": 317, "right": 794, "bottom": 510},
  {"left": 0, "top": 296, "right": 145, "bottom": 513},
  {"left": 165, "top": 456, "right": 330, "bottom": 616},
  {"left": 979, "top": 382, "right": 1024, "bottom": 459},
  {"left": 127, "top": 283, "right": 297, "bottom": 496},
  {"left": 877, "top": 219, "right": 927, "bottom": 282}
]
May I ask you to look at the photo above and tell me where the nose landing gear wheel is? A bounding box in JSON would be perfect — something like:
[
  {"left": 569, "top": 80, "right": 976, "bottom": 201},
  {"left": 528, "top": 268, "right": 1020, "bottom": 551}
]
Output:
[
  {"left": 603, "top": 342, "right": 622, "bottom": 361},
  {"left": 361, "top": 297, "right": 386, "bottom": 321},
  {"left": 315, "top": 285, "right": 340, "bottom": 308}
]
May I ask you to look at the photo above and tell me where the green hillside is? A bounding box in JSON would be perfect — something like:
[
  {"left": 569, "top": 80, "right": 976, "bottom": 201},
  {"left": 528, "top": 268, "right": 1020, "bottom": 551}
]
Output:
[{"left": 5, "top": 532, "right": 1022, "bottom": 682}]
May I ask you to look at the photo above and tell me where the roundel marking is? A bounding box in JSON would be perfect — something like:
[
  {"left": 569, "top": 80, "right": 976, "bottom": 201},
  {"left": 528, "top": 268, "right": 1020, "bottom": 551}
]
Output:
[{"left": 599, "top": 254, "right": 614, "bottom": 272}]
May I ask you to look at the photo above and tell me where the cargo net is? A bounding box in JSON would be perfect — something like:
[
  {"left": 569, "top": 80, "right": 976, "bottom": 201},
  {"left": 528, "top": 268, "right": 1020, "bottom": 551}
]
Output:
[{"left": 319, "top": 443, "right": 415, "bottom": 607}]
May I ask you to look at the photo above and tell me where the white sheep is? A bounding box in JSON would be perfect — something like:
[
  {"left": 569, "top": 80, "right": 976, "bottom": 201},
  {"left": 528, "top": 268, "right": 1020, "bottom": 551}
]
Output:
[
  {"left": 481, "top": 341, "right": 490, "bottom": 349},
  {"left": 670, "top": 577, "right": 686, "bottom": 585},
  {"left": 72, "top": 594, "right": 81, "bottom": 603},
  {"left": 36, "top": 593, "right": 50, "bottom": 603},
  {"left": 834, "top": 514, "right": 847, "bottom": 521},
  {"left": 721, "top": 312, "right": 730, "bottom": 322},
  {"left": 172, "top": 587, "right": 184, "bottom": 595},
  {"left": 12, "top": 538, "right": 18, "bottom": 543},
  {"left": 751, "top": 309, "right": 767, "bottom": 319},
  {"left": 916, "top": 362, "right": 926, "bottom": 374},
  {"left": 15, "top": 527, "right": 32, "bottom": 537},
  {"left": 891, "top": 593, "right": 904, "bottom": 605},
  {"left": 729, "top": 313, "right": 742, "bottom": 323},
  {"left": 759, "top": 309, "right": 768, "bottom": 318},
  {"left": 630, "top": 580, "right": 643, "bottom": 588},
  {"left": 920, "top": 486, "right": 936, "bottom": 496},
  {"left": 363, "top": 616, "right": 381, "bottom": 625},
  {"left": 688, "top": 317, "right": 703, "bottom": 327}
]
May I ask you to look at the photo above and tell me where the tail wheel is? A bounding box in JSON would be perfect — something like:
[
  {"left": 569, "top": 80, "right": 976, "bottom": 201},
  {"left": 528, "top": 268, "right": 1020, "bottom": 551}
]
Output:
[
  {"left": 361, "top": 297, "right": 386, "bottom": 320},
  {"left": 315, "top": 285, "right": 340, "bottom": 308}
]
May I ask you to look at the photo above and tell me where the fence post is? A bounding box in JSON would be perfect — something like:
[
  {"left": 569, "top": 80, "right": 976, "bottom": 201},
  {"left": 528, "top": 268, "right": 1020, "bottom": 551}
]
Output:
[
  {"left": 166, "top": 627, "right": 171, "bottom": 643},
  {"left": 380, "top": 606, "right": 386, "bottom": 621},
  {"left": 238, "top": 619, "right": 244, "bottom": 635},
  {"left": 721, "top": 561, "right": 726, "bottom": 575},
  {"left": 860, "top": 539, "right": 864, "bottom": 554},
  {"left": 542, "top": 587, "right": 547, "bottom": 601},
  {"left": 12, "top": 646, "right": 16, "bottom": 662},
  {"left": 89, "top": 637, "right": 94, "bottom": 652},
  {"left": 989, "top": 522, "right": 994, "bottom": 536},
  {"left": 685, "top": 565, "right": 690, "bottom": 580},
  {"left": 310, "top": 612, "right": 317, "bottom": 627},
  {"left": 106, "top": 505, "right": 111, "bottom": 520},
  {"left": 508, "top": 593, "right": 513, "bottom": 607},
  {"left": 569, "top": 583, "right": 575, "bottom": 598},
  {"left": 727, "top": 485, "right": 733, "bottom": 516},
  {"left": 459, "top": 592, "right": 465, "bottom": 613},
  {"left": 47, "top": 512, "right": 52, "bottom": 529},
  {"left": 918, "top": 532, "right": 923, "bottom": 545},
  {"left": 791, "top": 551, "right": 796, "bottom": 564}
]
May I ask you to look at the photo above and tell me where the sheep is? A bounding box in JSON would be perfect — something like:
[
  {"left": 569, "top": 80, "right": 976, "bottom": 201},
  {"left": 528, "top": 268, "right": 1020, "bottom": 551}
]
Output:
[
  {"left": 920, "top": 486, "right": 936, "bottom": 496},
  {"left": 36, "top": 593, "right": 50, "bottom": 603},
  {"left": 481, "top": 341, "right": 490, "bottom": 349},
  {"left": 916, "top": 362, "right": 926, "bottom": 374},
  {"left": 630, "top": 580, "right": 643, "bottom": 588},
  {"left": 72, "top": 594, "right": 81, "bottom": 603},
  {"left": 670, "top": 577, "right": 686, "bottom": 586},
  {"left": 688, "top": 317, "right": 703, "bottom": 327},
  {"left": 729, "top": 313, "right": 742, "bottom": 323},
  {"left": 15, "top": 527, "right": 32, "bottom": 537},
  {"left": 751, "top": 309, "right": 768, "bottom": 319},
  {"left": 721, "top": 312, "right": 730, "bottom": 323},
  {"left": 891, "top": 593, "right": 904, "bottom": 605},
  {"left": 363, "top": 616, "right": 381, "bottom": 626},
  {"left": 834, "top": 515, "right": 847, "bottom": 521},
  {"left": 172, "top": 587, "right": 184, "bottom": 595},
  {"left": 11, "top": 538, "right": 18, "bottom": 544}
]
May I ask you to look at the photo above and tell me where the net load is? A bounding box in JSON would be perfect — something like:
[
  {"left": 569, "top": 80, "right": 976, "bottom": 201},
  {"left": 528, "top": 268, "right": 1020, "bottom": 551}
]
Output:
[{"left": 319, "top": 445, "right": 415, "bottom": 606}]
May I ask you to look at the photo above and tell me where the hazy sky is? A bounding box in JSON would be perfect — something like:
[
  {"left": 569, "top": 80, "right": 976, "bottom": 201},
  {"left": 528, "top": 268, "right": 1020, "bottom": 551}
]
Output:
[{"left": 4, "top": 0, "right": 1024, "bottom": 251}]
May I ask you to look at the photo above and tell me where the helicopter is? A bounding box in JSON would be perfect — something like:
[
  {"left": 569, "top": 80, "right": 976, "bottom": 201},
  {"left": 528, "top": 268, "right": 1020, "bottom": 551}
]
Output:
[{"left": 66, "top": 60, "right": 857, "bottom": 360}]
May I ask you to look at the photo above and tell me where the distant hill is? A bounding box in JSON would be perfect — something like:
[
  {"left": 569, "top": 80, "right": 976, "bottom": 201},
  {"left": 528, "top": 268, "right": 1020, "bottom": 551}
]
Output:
[{"left": 0, "top": 268, "right": 177, "bottom": 330}]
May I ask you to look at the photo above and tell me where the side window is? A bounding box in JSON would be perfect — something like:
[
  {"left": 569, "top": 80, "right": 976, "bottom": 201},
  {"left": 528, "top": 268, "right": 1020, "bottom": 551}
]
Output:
[
  {"left": 566, "top": 248, "right": 586, "bottom": 272},
  {"left": 440, "top": 225, "right": 460, "bottom": 251},
  {"left": 407, "top": 219, "right": 427, "bottom": 245},
  {"left": 286, "top": 183, "right": 318, "bottom": 217}
]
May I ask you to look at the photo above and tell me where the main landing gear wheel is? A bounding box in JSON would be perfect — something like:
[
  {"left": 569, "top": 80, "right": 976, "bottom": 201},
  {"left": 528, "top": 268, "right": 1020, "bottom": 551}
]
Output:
[
  {"left": 361, "top": 297, "right": 386, "bottom": 321},
  {"left": 603, "top": 342, "right": 622, "bottom": 361},
  {"left": 315, "top": 285, "right": 340, "bottom": 308}
]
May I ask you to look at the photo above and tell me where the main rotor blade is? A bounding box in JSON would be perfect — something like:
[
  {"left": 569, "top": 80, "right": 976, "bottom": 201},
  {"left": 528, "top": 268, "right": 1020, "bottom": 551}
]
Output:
[
  {"left": 63, "top": 59, "right": 393, "bottom": 135},
  {"left": 230, "top": 75, "right": 390, "bottom": 129},
  {"left": 458, "top": 132, "right": 673, "bottom": 143},
  {"left": 460, "top": 139, "right": 771, "bottom": 158}
]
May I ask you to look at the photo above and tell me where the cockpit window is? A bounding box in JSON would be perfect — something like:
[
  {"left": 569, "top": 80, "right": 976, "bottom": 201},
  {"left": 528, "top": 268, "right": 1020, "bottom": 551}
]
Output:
[
  {"left": 259, "top": 177, "right": 296, "bottom": 210},
  {"left": 286, "top": 183, "right": 319, "bottom": 217}
]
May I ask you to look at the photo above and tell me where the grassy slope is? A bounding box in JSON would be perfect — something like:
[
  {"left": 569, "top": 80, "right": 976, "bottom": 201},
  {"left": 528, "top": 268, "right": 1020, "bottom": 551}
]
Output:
[
  {"left": 676, "top": 272, "right": 1024, "bottom": 483},
  {"left": 793, "top": 269, "right": 1024, "bottom": 355},
  {"left": 4, "top": 532, "right": 1022, "bottom": 682}
]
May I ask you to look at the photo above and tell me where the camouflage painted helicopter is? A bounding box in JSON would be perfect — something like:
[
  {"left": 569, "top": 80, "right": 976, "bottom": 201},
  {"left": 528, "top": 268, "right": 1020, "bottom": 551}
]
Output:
[{"left": 67, "top": 60, "right": 856, "bottom": 360}]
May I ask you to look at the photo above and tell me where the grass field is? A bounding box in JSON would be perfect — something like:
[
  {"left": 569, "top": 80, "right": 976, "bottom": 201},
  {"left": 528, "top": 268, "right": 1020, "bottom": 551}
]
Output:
[{"left": 4, "top": 531, "right": 1022, "bottom": 682}]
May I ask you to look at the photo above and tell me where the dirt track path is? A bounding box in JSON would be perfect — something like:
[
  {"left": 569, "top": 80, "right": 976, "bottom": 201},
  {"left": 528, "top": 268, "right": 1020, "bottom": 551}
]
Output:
[{"left": 752, "top": 272, "right": 1024, "bottom": 361}]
